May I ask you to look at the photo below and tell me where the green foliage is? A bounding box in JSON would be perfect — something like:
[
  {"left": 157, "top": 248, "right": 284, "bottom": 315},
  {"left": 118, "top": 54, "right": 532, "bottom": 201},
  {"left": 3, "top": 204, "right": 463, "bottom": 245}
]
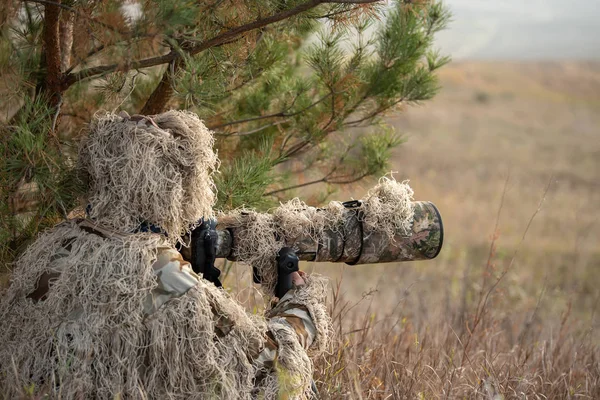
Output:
[
  {"left": 214, "top": 141, "right": 280, "bottom": 211},
  {"left": 0, "top": 0, "right": 449, "bottom": 265},
  {"left": 0, "top": 97, "right": 84, "bottom": 266},
  {"left": 359, "top": 126, "right": 405, "bottom": 176}
]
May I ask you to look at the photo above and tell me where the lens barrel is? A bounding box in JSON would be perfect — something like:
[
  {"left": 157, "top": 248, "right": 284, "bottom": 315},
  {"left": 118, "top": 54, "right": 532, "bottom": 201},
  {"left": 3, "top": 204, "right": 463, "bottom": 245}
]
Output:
[{"left": 213, "top": 201, "right": 443, "bottom": 265}]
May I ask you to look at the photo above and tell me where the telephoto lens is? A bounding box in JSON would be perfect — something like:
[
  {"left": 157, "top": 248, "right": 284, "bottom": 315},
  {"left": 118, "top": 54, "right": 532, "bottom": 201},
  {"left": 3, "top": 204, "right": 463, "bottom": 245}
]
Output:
[{"left": 211, "top": 200, "right": 443, "bottom": 265}]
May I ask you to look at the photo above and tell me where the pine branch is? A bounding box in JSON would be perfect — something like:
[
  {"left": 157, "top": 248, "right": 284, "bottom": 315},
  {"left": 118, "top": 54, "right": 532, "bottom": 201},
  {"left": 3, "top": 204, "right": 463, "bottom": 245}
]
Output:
[
  {"left": 344, "top": 97, "right": 406, "bottom": 126},
  {"left": 139, "top": 33, "right": 251, "bottom": 114},
  {"left": 64, "top": 51, "right": 173, "bottom": 86},
  {"left": 276, "top": 94, "right": 348, "bottom": 162},
  {"left": 312, "top": 7, "right": 361, "bottom": 19},
  {"left": 1, "top": 0, "right": 449, "bottom": 268},
  {"left": 217, "top": 120, "right": 290, "bottom": 137},
  {"left": 264, "top": 171, "right": 368, "bottom": 196},
  {"left": 264, "top": 177, "right": 327, "bottom": 196},
  {"left": 64, "top": 0, "right": 384, "bottom": 88},
  {"left": 279, "top": 138, "right": 312, "bottom": 162}
]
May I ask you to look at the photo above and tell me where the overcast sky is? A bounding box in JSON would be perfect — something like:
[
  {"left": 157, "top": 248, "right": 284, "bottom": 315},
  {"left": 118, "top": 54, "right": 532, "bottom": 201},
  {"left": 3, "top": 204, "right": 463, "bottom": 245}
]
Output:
[
  {"left": 122, "top": 1, "right": 600, "bottom": 60},
  {"left": 435, "top": 0, "right": 600, "bottom": 60}
]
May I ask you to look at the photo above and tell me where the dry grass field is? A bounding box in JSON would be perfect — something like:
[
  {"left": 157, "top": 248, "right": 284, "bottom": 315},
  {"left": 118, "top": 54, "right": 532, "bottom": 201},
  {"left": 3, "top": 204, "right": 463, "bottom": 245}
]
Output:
[{"left": 301, "top": 61, "right": 600, "bottom": 398}]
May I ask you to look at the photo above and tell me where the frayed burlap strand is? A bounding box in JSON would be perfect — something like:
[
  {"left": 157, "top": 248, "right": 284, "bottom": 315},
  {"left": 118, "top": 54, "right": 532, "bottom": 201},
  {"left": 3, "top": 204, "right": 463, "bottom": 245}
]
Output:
[
  {"left": 223, "top": 209, "right": 282, "bottom": 295},
  {"left": 0, "top": 221, "right": 268, "bottom": 399},
  {"left": 273, "top": 199, "right": 345, "bottom": 245},
  {"left": 361, "top": 176, "right": 415, "bottom": 240},
  {"left": 78, "top": 110, "right": 218, "bottom": 243},
  {"left": 222, "top": 200, "right": 344, "bottom": 296}
]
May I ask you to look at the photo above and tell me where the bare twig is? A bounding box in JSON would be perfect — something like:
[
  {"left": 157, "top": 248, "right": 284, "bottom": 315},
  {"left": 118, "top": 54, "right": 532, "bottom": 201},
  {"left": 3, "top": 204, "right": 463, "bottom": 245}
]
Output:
[
  {"left": 217, "top": 119, "right": 291, "bottom": 137},
  {"left": 264, "top": 171, "right": 367, "bottom": 196},
  {"left": 51, "top": 94, "right": 62, "bottom": 133},
  {"left": 208, "top": 93, "right": 331, "bottom": 130}
]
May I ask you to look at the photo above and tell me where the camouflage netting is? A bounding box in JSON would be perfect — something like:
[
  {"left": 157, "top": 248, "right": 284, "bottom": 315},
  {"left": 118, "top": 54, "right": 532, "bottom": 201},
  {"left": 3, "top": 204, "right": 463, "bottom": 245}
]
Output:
[
  {"left": 0, "top": 222, "right": 264, "bottom": 398},
  {"left": 78, "top": 110, "right": 219, "bottom": 243},
  {"left": 222, "top": 178, "right": 415, "bottom": 291},
  {"left": 222, "top": 200, "right": 345, "bottom": 295},
  {"left": 361, "top": 176, "right": 415, "bottom": 240},
  {"left": 264, "top": 273, "right": 331, "bottom": 399},
  {"left": 268, "top": 272, "right": 331, "bottom": 357},
  {"left": 0, "top": 110, "right": 331, "bottom": 399},
  {"left": 0, "top": 221, "right": 330, "bottom": 399}
]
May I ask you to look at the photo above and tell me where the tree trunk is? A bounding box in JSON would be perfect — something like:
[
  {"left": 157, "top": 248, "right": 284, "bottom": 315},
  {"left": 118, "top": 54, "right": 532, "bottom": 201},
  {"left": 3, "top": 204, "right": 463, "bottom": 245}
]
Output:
[{"left": 59, "top": 11, "right": 74, "bottom": 72}]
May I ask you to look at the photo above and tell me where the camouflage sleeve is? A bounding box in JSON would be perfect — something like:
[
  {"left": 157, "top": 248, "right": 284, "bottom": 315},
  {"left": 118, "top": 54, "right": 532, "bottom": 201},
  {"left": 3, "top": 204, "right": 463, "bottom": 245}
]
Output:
[
  {"left": 143, "top": 246, "right": 201, "bottom": 316},
  {"left": 254, "top": 274, "right": 330, "bottom": 372},
  {"left": 254, "top": 290, "right": 317, "bottom": 369}
]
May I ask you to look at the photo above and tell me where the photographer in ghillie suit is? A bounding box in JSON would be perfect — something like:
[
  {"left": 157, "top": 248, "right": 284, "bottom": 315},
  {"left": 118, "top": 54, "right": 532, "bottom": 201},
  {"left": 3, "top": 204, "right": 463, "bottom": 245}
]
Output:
[{"left": 0, "top": 110, "right": 330, "bottom": 399}]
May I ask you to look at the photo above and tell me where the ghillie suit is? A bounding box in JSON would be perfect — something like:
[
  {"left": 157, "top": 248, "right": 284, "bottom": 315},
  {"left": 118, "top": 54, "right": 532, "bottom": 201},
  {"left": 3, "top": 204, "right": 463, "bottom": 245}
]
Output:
[{"left": 0, "top": 111, "right": 330, "bottom": 399}]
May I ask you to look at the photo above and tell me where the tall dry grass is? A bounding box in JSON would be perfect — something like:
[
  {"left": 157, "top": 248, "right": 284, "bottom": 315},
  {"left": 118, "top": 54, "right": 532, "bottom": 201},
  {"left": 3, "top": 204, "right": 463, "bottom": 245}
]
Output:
[
  {"left": 311, "top": 176, "right": 599, "bottom": 399},
  {"left": 315, "top": 278, "right": 599, "bottom": 399}
]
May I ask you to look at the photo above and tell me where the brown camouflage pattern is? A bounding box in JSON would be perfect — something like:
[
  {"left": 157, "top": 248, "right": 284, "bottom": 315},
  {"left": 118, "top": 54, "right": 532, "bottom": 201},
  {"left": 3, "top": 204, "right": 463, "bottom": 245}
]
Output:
[
  {"left": 213, "top": 201, "right": 443, "bottom": 265},
  {"left": 256, "top": 290, "right": 317, "bottom": 369},
  {"left": 353, "top": 201, "right": 443, "bottom": 264}
]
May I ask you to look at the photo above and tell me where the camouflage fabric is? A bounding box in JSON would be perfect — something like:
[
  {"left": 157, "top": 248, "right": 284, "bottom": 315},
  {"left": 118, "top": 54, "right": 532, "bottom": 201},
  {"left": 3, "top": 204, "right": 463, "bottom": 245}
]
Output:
[
  {"left": 255, "top": 290, "right": 318, "bottom": 370},
  {"left": 142, "top": 245, "right": 199, "bottom": 315},
  {"left": 26, "top": 219, "right": 319, "bottom": 389},
  {"left": 1, "top": 110, "right": 328, "bottom": 399},
  {"left": 148, "top": 242, "right": 319, "bottom": 381},
  {"left": 145, "top": 234, "right": 319, "bottom": 368}
]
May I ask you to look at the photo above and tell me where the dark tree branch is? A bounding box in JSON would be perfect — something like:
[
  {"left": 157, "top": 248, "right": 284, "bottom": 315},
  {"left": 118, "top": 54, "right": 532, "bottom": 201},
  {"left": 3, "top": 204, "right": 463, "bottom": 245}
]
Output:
[
  {"left": 344, "top": 96, "right": 406, "bottom": 126},
  {"left": 276, "top": 90, "right": 345, "bottom": 163},
  {"left": 278, "top": 138, "right": 312, "bottom": 162},
  {"left": 264, "top": 171, "right": 368, "bottom": 196},
  {"left": 140, "top": 60, "right": 181, "bottom": 114},
  {"left": 64, "top": 43, "right": 106, "bottom": 75},
  {"left": 208, "top": 93, "right": 331, "bottom": 130},
  {"left": 274, "top": 52, "right": 377, "bottom": 162},
  {"left": 64, "top": 51, "right": 174, "bottom": 86},
  {"left": 312, "top": 7, "right": 360, "bottom": 19},
  {"left": 139, "top": 33, "right": 251, "bottom": 114},
  {"left": 38, "top": 0, "right": 62, "bottom": 109},
  {"left": 265, "top": 177, "right": 327, "bottom": 196},
  {"left": 216, "top": 120, "right": 290, "bottom": 137},
  {"left": 66, "top": 35, "right": 158, "bottom": 76}
]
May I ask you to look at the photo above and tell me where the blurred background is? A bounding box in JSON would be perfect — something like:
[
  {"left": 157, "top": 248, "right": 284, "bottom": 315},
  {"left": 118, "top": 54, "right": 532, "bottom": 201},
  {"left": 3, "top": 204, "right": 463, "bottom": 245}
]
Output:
[
  {"left": 298, "top": 0, "right": 600, "bottom": 328},
  {"left": 437, "top": 0, "right": 600, "bottom": 60},
  {"left": 243, "top": 0, "right": 598, "bottom": 319},
  {"left": 300, "top": 2, "right": 600, "bottom": 394}
]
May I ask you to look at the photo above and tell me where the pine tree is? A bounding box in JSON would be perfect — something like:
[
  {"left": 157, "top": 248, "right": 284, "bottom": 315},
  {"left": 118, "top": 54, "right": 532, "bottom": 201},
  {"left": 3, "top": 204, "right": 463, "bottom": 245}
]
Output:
[{"left": 0, "top": 0, "right": 449, "bottom": 267}]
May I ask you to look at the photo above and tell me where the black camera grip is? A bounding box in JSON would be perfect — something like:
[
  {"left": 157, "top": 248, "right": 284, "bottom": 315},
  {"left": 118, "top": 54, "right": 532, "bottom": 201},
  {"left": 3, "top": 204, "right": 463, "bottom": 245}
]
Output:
[{"left": 275, "top": 247, "right": 299, "bottom": 299}]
